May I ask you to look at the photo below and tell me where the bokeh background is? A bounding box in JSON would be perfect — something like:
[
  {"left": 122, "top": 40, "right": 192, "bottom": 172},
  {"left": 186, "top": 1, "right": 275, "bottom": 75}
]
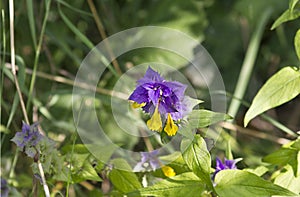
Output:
[{"left": 1, "top": 0, "right": 299, "bottom": 195}]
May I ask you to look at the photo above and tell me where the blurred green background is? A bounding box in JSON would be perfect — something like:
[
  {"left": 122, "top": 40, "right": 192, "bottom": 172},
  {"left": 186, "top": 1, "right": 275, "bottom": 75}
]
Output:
[{"left": 1, "top": 0, "right": 299, "bottom": 195}]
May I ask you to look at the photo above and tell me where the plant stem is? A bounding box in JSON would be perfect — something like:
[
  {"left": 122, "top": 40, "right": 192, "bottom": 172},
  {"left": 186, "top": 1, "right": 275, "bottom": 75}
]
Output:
[
  {"left": 9, "top": 0, "right": 29, "bottom": 124},
  {"left": 227, "top": 8, "right": 273, "bottom": 119},
  {"left": 9, "top": 1, "right": 50, "bottom": 196},
  {"left": 260, "top": 114, "right": 297, "bottom": 137},
  {"left": 38, "top": 160, "right": 51, "bottom": 197},
  {"left": 26, "top": 0, "right": 52, "bottom": 112},
  {"left": 87, "top": 0, "right": 122, "bottom": 75}
]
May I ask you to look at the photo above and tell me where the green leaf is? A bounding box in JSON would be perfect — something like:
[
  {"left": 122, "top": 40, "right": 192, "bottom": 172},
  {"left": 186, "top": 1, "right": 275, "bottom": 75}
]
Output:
[
  {"left": 127, "top": 172, "right": 205, "bottom": 197},
  {"left": 0, "top": 125, "right": 10, "bottom": 134},
  {"left": 263, "top": 139, "right": 300, "bottom": 177},
  {"left": 109, "top": 158, "right": 142, "bottom": 194},
  {"left": 244, "top": 66, "right": 300, "bottom": 126},
  {"left": 274, "top": 165, "right": 300, "bottom": 194},
  {"left": 62, "top": 144, "right": 117, "bottom": 165},
  {"left": 188, "top": 110, "right": 232, "bottom": 128},
  {"left": 244, "top": 166, "right": 269, "bottom": 177},
  {"left": 26, "top": 0, "right": 37, "bottom": 48},
  {"left": 181, "top": 135, "right": 213, "bottom": 189},
  {"left": 215, "top": 170, "right": 296, "bottom": 197},
  {"left": 295, "top": 29, "right": 300, "bottom": 61},
  {"left": 271, "top": 0, "right": 300, "bottom": 29},
  {"left": 159, "top": 152, "right": 190, "bottom": 174},
  {"left": 70, "top": 153, "right": 102, "bottom": 182}
]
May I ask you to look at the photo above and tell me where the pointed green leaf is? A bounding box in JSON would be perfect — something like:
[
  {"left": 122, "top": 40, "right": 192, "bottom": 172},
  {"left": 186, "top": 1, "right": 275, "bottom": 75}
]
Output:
[
  {"left": 244, "top": 166, "right": 269, "bottom": 177},
  {"left": 263, "top": 139, "right": 300, "bottom": 177},
  {"left": 244, "top": 66, "right": 300, "bottom": 126},
  {"left": 295, "top": 29, "right": 300, "bottom": 61},
  {"left": 274, "top": 165, "right": 300, "bottom": 194},
  {"left": 127, "top": 172, "right": 205, "bottom": 197},
  {"left": 271, "top": 0, "right": 300, "bottom": 29},
  {"left": 188, "top": 109, "right": 232, "bottom": 128},
  {"left": 215, "top": 170, "right": 296, "bottom": 197},
  {"left": 109, "top": 158, "right": 142, "bottom": 194},
  {"left": 181, "top": 135, "right": 213, "bottom": 189}
]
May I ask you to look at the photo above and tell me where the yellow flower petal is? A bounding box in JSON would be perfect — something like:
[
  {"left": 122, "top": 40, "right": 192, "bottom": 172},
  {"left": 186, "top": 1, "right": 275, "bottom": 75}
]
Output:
[
  {"left": 131, "top": 101, "right": 146, "bottom": 108},
  {"left": 164, "top": 113, "right": 178, "bottom": 136},
  {"left": 147, "top": 106, "right": 162, "bottom": 131},
  {"left": 162, "top": 166, "right": 176, "bottom": 177}
]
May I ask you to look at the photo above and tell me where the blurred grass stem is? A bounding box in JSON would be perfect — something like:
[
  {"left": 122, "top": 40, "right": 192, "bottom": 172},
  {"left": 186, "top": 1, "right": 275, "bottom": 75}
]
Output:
[
  {"left": 227, "top": 8, "right": 273, "bottom": 119},
  {"left": 9, "top": 0, "right": 29, "bottom": 124},
  {"left": 27, "top": 0, "right": 52, "bottom": 112},
  {"left": 87, "top": 0, "right": 122, "bottom": 75}
]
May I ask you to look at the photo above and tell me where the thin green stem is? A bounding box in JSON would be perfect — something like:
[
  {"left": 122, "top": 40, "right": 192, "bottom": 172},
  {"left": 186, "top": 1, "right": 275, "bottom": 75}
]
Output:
[
  {"left": 66, "top": 99, "right": 83, "bottom": 197},
  {"left": 26, "top": 0, "right": 52, "bottom": 113},
  {"left": 8, "top": 149, "right": 18, "bottom": 180},
  {"left": 227, "top": 8, "right": 273, "bottom": 118},
  {"left": 58, "top": 3, "right": 119, "bottom": 77},
  {"left": 226, "top": 91, "right": 296, "bottom": 137},
  {"left": 260, "top": 114, "right": 297, "bottom": 137},
  {"left": 87, "top": 0, "right": 122, "bottom": 75}
]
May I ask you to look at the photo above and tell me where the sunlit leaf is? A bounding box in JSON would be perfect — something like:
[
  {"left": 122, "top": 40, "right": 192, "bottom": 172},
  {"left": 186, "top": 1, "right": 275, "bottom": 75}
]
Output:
[
  {"left": 244, "top": 66, "right": 300, "bottom": 126},
  {"left": 127, "top": 172, "right": 205, "bottom": 197},
  {"left": 181, "top": 135, "right": 213, "bottom": 189},
  {"left": 271, "top": 0, "right": 300, "bottom": 29},
  {"left": 109, "top": 158, "right": 142, "bottom": 194},
  {"left": 274, "top": 165, "right": 300, "bottom": 194},
  {"left": 215, "top": 170, "right": 296, "bottom": 197},
  {"left": 295, "top": 29, "right": 300, "bottom": 61},
  {"left": 263, "top": 138, "right": 300, "bottom": 177}
]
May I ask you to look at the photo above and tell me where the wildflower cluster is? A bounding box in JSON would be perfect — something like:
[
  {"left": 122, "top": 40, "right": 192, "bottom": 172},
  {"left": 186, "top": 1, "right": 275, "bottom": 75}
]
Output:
[
  {"left": 129, "top": 67, "right": 198, "bottom": 136},
  {"left": 11, "top": 122, "right": 43, "bottom": 158}
]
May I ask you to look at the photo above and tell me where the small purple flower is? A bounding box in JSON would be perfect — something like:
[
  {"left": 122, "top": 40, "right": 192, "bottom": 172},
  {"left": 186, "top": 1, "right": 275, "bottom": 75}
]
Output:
[
  {"left": 133, "top": 150, "right": 160, "bottom": 172},
  {"left": 129, "top": 67, "right": 199, "bottom": 136},
  {"left": 212, "top": 157, "right": 237, "bottom": 180},
  {"left": 11, "top": 122, "right": 43, "bottom": 158},
  {"left": 1, "top": 178, "right": 9, "bottom": 197}
]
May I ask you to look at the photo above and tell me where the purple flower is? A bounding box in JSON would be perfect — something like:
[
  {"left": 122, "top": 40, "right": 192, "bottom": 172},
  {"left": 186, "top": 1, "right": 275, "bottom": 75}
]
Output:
[
  {"left": 133, "top": 150, "right": 160, "bottom": 172},
  {"left": 1, "top": 178, "right": 9, "bottom": 197},
  {"left": 212, "top": 157, "right": 237, "bottom": 180},
  {"left": 129, "top": 67, "right": 199, "bottom": 136},
  {"left": 11, "top": 122, "right": 43, "bottom": 158}
]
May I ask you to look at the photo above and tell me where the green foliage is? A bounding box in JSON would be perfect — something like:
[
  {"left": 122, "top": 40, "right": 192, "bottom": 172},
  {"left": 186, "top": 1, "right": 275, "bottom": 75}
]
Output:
[
  {"left": 127, "top": 172, "right": 205, "bottom": 197},
  {"left": 295, "top": 29, "right": 300, "bottom": 61},
  {"left": 214, "top": 170, "right": 296, "bottom": 197},
  {"left": 179, "top": 110, "right": 232, "bottom": 139},
  {"left": 271, "top": 0, "right": 300, "bottom": 29},
  {"left": 263, "top": 138, "right": 300, "bottom": 177},
  {"left": 109, "top": 158, "right": 142, "bottom": 194},
  {"left": 244, "top": 66, "right": 300, "bottom": 126},
  {"left": 274, "top": 165, "right": 300, "bottom": 194},
  {"left": 2, "top": 0, "right": 300, "bottom": 196},
  {"left": 181, "top": 135, "right": 213, "bottom": 189}
]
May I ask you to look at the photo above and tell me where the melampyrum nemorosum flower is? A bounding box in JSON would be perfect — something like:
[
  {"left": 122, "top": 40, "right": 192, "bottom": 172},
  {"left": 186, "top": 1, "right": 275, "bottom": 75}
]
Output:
[{"left": 129, "top": 67, "right": 200, "bottom": 136}]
